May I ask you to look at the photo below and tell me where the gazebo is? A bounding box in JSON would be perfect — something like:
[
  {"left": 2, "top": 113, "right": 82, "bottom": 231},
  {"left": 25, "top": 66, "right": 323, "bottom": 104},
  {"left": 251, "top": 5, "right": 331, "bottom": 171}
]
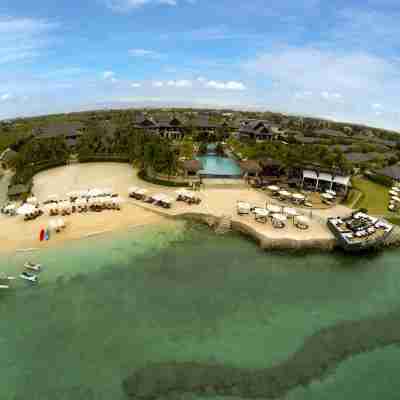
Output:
[
  {"left": 239, "top": 160, "right": 262, "bottom": 177},
  {"left": 181, "top": 159, "right": 203, "bottom": 177}
]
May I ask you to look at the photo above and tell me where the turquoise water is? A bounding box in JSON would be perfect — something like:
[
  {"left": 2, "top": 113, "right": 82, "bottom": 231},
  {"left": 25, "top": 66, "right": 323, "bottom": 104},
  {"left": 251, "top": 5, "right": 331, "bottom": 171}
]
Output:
[
  {"left": 196, "top": 155, "right": 241, "bottom": 176},
  {"left": 1, "top": 222, "right": 400, "bottom": 399}
]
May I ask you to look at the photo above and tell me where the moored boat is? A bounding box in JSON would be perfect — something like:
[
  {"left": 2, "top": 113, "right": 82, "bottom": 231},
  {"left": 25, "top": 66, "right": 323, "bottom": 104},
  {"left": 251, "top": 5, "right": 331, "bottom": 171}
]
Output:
[
  {"left": 20, "top": 271, "right": 39, "bottom": 283},
  {"left": 24, "top": 262, "right": 42, "bottom": 272}
]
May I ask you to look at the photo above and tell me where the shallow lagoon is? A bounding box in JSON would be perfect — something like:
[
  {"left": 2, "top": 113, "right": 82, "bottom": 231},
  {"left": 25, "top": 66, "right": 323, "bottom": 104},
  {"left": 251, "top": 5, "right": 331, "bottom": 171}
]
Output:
[{"left": 1, "top": 222, "right": 400, "bottom": 399}]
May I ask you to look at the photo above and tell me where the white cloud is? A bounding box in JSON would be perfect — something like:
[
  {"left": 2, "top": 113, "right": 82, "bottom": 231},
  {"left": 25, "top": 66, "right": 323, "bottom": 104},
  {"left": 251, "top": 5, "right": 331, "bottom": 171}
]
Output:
[
  {"left": 0, "top": 16, "right": 58, "bottom": 64},
  {"left": 105, "top": 0, "right": 185, "bottom": 12},
  {"left": 152, "top": 81, "right": 164, "bottom": 87},
  {"left": 321, "top": 91, "right": 342, "bottom": 101},
  {"left": 372, "top": 103, "right": 383, "bottom": 110},
  {"left": 103, "top": 71, "right": 115, "bottom": 79},
  {"left": 1, "top": 93, "right": 13, "bottom": 102},
  {"left": 128, "top": 48, "right": 162, "bottom": 59},
  {"left": 131, "top": 82, "right": 142, "bottom": 88},
  {"left": 166, "top": 79, "right": 192, "bottom": 88},
  {"left": 205, "top": 80, "right": 246, "bottom": 90}
]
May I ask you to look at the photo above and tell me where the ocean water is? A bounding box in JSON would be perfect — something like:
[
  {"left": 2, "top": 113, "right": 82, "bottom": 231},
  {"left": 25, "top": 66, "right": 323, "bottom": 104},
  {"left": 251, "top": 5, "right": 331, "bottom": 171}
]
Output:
[{"left": 1, "top": 221, "right": 400, "bottom": 399}]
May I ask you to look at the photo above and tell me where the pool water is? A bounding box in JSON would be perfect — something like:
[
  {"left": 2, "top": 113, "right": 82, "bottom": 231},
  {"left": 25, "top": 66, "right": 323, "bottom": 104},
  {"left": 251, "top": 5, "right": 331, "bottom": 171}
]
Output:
[{"left": 196, "top": 155, "right": 242, "bottom": 176}]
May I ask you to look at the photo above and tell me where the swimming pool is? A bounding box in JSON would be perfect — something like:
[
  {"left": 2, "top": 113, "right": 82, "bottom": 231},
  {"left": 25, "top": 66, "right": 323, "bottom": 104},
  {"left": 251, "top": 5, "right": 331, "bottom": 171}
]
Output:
[{"left": 196, "top": 154, "right": 242, "bottom": 177}]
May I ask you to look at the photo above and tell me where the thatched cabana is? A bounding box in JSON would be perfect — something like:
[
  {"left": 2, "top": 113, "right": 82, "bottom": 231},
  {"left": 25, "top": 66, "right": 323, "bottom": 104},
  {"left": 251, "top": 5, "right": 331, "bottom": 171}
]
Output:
[
  {"left": 239, "top": 160, "right": 262, "bottom": 176},
  {"left": 181, "top": 159, "right": 203, "bottom": 176}
]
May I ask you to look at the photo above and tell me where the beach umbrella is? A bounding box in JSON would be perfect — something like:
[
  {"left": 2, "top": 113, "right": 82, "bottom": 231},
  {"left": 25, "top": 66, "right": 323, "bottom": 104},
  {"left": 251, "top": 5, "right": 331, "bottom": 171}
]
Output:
[
  {"left": 283, "top": 207, "right": 298, "bottom": 217},
  {"left": 389, "top": 190, "right": 398, "bottom": 196},
  {"left": 292, "top": 193, "right": 305, "bottom": 201},
  {"left": 254, "top": 208, "right": 269, "bottom": 217},
  {"left": 4, "top": 203, "right": 16, "bottom": 213},
  {"left": 392, "top": 196, "right": 400, "bottom": 203},
  {"left": 17, "top": 204, "right": 36, "bottom": 216},
  {"left": 272, "top": 213, "right": 287, "bottom": 222},
  {"left": 136, "top": 188, "right": 148, "bottom": 196},
  {"left": 267, "top": 185, "right": 280, "bottom": 192},
  {"left": 267, "top": 204, "right": 281, "bottom": 213},
  {"left": 296, "top": 215, "right": 310, "bottom": 227},
  {"left": 326, "top": 190, "right": 336, "bottom": 196},
  {"left": 175, "top": 189, "right": 189, "bottom": 197},
  {"left": 128, "top": 187, "right": 139, "bottom": 195},
  {"left": 102, "top": 188, "right": 113, "bottom": 196},
  {"left": 391, "top": 187, "right": 400, "bottom": 192},
  {"left": 47, "top": 194, "right": 59, "bottom": 202},
  {"left": 321, "top": 193, "right": 334, "bottom": 200},
  {"left": 88, "top": 188, "right": 103, "bottom": 198},
  {"left": 279, "top": 190, "right": 291, "bottom": 197},
  {"left": 26, "top": 196, "right": 38, "bottom": 205}
]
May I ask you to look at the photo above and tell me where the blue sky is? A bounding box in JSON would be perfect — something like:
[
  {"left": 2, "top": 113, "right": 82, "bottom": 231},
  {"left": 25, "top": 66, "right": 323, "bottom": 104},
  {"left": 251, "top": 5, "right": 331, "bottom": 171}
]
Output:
[{"left": 1, "top": 0, "right": 400, "bottom": 130}]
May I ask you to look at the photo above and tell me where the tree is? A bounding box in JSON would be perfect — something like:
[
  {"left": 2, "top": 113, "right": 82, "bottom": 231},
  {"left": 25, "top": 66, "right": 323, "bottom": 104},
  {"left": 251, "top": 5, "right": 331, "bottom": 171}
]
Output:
[
  {"left": 198, "top": 142, "right": 208, "bottom": 155},
  {"left": 215, "top": 142, "right": 225, "bottom": 156}
]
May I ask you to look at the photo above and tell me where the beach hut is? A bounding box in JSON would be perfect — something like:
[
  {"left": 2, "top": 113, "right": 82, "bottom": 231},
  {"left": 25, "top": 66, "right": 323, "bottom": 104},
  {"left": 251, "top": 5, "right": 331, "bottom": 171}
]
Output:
[{"left": 237, "top": 201, "right": 251, "bottom": 215}]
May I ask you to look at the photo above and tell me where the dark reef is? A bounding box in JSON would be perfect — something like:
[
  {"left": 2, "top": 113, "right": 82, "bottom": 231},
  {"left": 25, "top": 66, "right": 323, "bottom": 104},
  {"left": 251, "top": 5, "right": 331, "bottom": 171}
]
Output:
[{"left": 123, "top": 311, "right": 400, "bottom": 399}]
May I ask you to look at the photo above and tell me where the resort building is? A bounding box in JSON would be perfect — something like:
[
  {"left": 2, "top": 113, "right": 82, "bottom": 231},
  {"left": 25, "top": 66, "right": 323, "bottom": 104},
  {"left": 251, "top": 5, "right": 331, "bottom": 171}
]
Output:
[
  {"left": 239, "top": 120, "right": 279, "bottom": 141},
  {"left": 33, "top": 122, "right": 86, "bottom": 148},
  {"left": 133, "top": 113, "right": 226, "bottom": 139},
  {"left": 301, "top": 169, "right": 350, "bottom": 194}
]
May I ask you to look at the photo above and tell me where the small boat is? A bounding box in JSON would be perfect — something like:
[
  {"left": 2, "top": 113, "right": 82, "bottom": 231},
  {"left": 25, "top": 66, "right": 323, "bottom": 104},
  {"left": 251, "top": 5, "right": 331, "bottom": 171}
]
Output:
[
  {"left": 20, "top": 271, "right": 39, "bottom": 283},
  {"left": 24, "top": 262, "right": 42, "bottom": 272}
]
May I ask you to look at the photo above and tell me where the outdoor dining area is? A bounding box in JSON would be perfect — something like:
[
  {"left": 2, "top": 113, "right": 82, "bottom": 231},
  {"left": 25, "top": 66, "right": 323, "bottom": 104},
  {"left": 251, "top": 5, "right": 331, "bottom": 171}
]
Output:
[
  {"left": 236, "top": 201, "right": 310, "bottom": 230},
  {"left": 328, "top": 212, "right": 393, "bottom": 247},
  {"left": 388, "top": 185, "right": 400, "bottom": 212},
  {"left": 266, "top": 185, "right": 311, "bottom": 207}
]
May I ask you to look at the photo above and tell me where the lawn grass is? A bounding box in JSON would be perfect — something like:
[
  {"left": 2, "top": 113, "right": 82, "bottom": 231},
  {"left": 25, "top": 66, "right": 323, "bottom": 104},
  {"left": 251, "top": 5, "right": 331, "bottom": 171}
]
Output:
[{"left": 351, "top": 176, "right": 391, "bottom": 216}]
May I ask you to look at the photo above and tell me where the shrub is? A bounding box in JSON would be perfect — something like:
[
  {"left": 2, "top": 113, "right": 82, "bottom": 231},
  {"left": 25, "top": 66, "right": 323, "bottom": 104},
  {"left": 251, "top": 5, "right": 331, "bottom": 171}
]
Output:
[{"left": 138, "top": 170, "right": 189, "bottom": 187}]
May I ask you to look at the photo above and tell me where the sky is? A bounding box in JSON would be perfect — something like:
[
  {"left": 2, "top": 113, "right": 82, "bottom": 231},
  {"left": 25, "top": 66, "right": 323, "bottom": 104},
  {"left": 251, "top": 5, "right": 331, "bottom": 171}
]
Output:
[{"left": 1, "top": 0, "right": 400, "bottom": 130}]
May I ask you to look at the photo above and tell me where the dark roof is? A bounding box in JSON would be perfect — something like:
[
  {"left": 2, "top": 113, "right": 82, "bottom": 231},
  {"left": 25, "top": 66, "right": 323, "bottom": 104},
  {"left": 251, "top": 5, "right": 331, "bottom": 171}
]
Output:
[
  {"left": 191, "top": 115, "right": 217, "bottom": 128},
  {"left": 238, "top": 160, "right": 261, "bottom": 174},
  {"left": 182, "top": 159, "right": 203, "bottom": 173},
  {"left": 376, "top": 164, "right": 400, "bottom": 180},
  {"left": 34, "top": 122, "right": 84, "bottom": 139},
  {"left": 295, "top": 135, "right": 320, "bottom": 144},
  {"left": 345, "top": 152, "right": 397, "bottom": 163},
  {"left": 314, "top": 128, "right": 348, "bottom": 138}
]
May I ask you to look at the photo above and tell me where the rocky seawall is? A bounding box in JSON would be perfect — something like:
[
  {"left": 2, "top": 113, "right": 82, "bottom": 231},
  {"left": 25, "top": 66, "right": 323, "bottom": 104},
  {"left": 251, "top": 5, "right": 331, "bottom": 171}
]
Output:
[
  {"left": 383, "top": 225, "right": 400, "bottom": 248},
  {"left": 180, "top": 213, "right": 336, "bottom": 252}
]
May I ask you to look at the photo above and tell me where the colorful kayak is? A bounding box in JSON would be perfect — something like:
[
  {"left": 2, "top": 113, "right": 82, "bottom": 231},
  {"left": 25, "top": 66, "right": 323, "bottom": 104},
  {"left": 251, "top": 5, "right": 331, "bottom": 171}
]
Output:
[{"left": 40, "top": 229, "right": 45, "bottom": 242}]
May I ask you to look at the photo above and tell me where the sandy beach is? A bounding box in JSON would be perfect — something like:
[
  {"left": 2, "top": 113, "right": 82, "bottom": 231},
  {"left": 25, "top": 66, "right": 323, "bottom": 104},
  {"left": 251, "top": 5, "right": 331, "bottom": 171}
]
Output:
[{"left": 0, "top": 162, "right": 353, "bottom": 254}]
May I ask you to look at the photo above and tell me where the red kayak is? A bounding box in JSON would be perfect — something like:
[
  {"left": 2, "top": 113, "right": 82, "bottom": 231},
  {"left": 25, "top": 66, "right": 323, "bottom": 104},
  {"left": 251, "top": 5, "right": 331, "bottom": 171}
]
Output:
[{"left": 39, "top": 229, "right": 45, "bottom": 242}]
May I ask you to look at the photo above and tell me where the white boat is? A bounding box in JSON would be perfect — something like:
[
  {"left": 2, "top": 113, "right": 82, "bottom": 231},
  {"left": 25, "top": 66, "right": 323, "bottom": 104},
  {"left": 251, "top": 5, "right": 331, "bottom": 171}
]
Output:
[
  {"left": 24, "top": 262, "right": 42, "bottom": 272},
  {"left": 20, "top": 271, "right": 39, "bottom": 283}
]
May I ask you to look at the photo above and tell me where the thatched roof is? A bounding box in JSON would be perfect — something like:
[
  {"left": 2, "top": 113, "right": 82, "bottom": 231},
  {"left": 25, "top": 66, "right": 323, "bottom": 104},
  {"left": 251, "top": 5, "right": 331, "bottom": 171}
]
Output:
[
  {"left": 34, "top": 122, "right": 84, "bottom": 139},
  {"left": 182, "top": 159, "right": 203, "bottom": 173},
  {"left": 239, "top": 160, "right": 262, "bottom": 174}
]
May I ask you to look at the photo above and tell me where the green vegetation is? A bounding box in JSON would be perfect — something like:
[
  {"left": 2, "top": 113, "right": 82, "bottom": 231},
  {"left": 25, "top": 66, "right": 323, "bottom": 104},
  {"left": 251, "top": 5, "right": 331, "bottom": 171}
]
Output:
[
  {"left": 228, "top": 137, "right": 352, "bottom": 173},
  {"left": 351, "top": 177, "right": 391, "bottom": 216}
]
